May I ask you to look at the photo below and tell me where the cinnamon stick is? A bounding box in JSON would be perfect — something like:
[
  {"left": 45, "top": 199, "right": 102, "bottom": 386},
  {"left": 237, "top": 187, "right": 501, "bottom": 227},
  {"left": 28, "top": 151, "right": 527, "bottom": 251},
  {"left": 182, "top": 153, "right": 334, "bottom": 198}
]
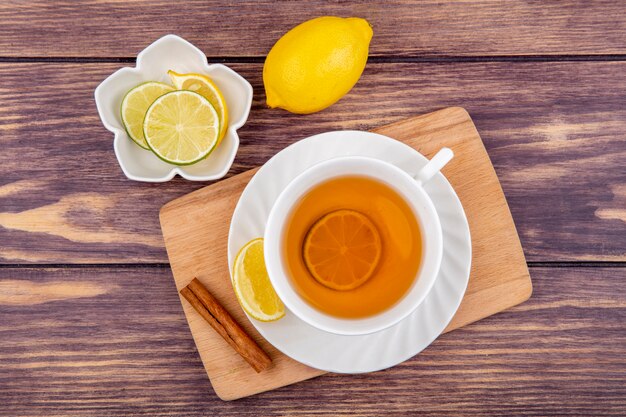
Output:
[{"left": 180, "top": 278, "right": 272, "bottom": 372}]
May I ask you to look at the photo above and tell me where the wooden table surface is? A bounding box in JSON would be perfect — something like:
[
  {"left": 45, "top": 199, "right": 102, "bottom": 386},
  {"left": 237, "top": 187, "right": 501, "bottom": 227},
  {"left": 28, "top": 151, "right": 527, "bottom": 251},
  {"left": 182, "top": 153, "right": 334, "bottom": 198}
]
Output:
[{"left": 1, "top": 1, "right": 625, "bottom": 416}]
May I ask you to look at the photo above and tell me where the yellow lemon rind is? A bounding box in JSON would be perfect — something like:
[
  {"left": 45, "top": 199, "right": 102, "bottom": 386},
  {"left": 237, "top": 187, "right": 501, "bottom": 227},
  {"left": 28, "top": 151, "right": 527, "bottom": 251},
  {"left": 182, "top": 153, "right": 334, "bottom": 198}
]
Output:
[
  {"left": 232, "top": 238, "right": 285, "bottom": 322},
  {"left": 167, "top": 70, "right": 229, "bottom": 144}
]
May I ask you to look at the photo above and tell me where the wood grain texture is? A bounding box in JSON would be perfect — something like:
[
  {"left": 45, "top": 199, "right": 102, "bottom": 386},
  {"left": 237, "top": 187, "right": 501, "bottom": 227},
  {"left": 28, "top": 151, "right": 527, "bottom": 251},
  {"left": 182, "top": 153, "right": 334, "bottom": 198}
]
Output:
[
  {"left": 1, "top": 61, "right": 625, "bottom": 263},
  {"left": 160, "top": 107, "right": 532, "bottom": 399},
  {"left": 1, "top": 1, "right": 625, "bottom": 57},
  {"left": 160, "top": 169, "right": 323, "bottom": 400},
  {"left": 0, "top": 2, "right": 622, "bottom": 414},
  {"left": 0, "top": 266, "right": 623, "bottom": 415},
  {"left": 182, "top": 279, "right": 272, "bottom": 373}
]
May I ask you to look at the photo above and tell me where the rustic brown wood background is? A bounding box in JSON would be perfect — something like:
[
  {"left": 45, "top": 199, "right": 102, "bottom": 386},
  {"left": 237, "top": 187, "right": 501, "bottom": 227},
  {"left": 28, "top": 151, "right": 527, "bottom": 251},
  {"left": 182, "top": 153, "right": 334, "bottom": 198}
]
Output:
[{"left": 0, "top": 1, "right": 624, "bottom": 415}]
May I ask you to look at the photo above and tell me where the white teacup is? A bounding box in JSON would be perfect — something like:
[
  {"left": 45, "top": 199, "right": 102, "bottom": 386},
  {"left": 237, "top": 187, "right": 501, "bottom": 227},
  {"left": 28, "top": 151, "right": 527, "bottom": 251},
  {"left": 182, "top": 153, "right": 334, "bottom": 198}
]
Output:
[{"left": 264, "top": 148, "right": 453, "bottom": 335}]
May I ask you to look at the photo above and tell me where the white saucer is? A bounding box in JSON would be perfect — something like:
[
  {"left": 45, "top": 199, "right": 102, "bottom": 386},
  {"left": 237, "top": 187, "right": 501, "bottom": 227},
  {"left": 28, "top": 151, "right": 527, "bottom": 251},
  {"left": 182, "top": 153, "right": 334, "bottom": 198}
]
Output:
[{"left": 228, "top": 131, "right": 471, "bottom": 373}]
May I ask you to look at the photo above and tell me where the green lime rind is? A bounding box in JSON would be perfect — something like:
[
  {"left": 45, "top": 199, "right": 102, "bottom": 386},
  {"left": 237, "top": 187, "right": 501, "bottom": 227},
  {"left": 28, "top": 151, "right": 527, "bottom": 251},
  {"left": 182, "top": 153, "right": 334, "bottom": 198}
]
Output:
[
  {"left": 120, "top": 81, "right": 174, "bottom": 150},
  {"left": 142, "top": 90, "right": 221, "bottom": 166}
]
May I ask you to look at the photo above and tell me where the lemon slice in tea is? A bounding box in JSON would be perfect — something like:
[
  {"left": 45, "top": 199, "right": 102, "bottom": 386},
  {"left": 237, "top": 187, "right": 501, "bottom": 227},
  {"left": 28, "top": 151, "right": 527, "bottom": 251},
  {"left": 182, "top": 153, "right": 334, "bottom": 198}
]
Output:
[
  {"left": 120, "top": 81, "right": 174, "bottom": 149},
  {"left": 143, "top": 90, "right": 220, "bottom": 165},
  {"left": 304, "top": 209, "right": 382, "bottom": 291},
  {"left": 232, "top": 238, "right": 285, "bottom": 322}
]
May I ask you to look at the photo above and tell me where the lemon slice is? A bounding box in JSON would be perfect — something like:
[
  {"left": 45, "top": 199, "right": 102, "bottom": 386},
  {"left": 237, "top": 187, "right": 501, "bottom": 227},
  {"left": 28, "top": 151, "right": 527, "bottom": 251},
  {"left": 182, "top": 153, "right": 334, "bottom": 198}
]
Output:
[
  {"left": 168, "top": 70, "right": 229, "bottom": 144},
  {"left": 232, "top": 238, "right": 285, "bottom": 322},
  {"left": 142, "top": 90, "right": 220, "bottom": 166},
  {"left": 120, "top": 81, "right": 174, "bottom": 149},
  {"left": 304, "top": 209, "right": 381, "bottom": 291}
]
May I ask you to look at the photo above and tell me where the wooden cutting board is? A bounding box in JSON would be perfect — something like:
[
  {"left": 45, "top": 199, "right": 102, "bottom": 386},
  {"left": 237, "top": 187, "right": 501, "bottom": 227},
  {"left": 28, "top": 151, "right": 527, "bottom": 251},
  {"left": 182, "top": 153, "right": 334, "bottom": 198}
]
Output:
[{"left": 159, "top": 106, "right": 532, "bottom": 401}]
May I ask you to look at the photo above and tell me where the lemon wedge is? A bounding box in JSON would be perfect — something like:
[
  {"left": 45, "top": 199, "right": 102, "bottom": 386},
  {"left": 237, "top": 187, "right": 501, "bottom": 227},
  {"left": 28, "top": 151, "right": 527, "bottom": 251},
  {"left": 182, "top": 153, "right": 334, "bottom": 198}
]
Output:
[
  {"left": 168, "top": 70, "right": 229, "bottom": 144},
  {"left": 232, "top": 238, "right": 285, "bottom": 322},
  {"left": 142, "top": 90, "right": 220, "bottom": 165},
  {"left": 120, "top": 81, "right": 174, "bottom": 149}
]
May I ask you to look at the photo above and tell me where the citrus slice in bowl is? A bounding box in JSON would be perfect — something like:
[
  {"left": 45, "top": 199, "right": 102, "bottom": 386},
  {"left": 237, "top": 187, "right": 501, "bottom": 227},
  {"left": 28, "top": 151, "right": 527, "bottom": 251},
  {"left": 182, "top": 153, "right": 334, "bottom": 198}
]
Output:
[
  {"left": 143, "top": 90, "right": 220, "bottom": 165},
  {"left": 168, "top": 70, "right": 229, "bottom": 144},
  {"left": 232, "top": 238, "right": 285, "bottom": 322},
  {"left": 120, "top": 81, "right": 174, "bottom": 149},
  {"left": 304, "top": 209, "right": 382, "bottom": 291}
]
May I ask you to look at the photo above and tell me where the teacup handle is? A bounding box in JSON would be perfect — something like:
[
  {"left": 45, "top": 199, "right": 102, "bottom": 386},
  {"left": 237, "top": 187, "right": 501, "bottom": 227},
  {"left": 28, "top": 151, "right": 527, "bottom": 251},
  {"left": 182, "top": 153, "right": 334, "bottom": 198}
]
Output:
[{"left": 413, "top": 147, "right": 454, "bottom": 186}]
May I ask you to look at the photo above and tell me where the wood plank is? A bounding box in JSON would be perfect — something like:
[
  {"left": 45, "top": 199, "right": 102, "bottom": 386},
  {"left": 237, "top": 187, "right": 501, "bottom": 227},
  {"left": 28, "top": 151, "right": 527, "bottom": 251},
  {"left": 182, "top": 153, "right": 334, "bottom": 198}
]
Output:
[
  {"left": 1, "top": 1, "right": 625, "bottom": 57},
  {"left": 0, "top": 266, "right": 623, "bottom": 415},
  {"left": 0, "top": 62, "right": 625, "bottom": 263}
]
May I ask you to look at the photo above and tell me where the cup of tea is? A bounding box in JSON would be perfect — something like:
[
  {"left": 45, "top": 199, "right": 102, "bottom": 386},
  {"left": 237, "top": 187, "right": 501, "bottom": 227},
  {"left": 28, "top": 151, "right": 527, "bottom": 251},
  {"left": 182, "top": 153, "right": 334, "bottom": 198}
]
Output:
[{"left": 264, "top": 148, "right": 453, "bottom": 335}]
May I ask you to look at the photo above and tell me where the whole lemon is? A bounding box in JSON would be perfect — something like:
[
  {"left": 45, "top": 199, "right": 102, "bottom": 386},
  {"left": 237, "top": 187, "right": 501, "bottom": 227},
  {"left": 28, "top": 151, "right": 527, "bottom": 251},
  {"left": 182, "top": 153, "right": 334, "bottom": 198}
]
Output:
[{"left": 263, "top": 16, "right": 373, "bottom": 114}]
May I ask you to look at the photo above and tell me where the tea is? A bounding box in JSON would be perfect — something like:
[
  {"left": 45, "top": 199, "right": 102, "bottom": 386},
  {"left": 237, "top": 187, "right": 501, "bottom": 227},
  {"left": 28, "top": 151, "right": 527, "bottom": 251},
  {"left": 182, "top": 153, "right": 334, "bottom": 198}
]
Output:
[{"left": 282, "top": 175, "right": 422, "bottom": 318}]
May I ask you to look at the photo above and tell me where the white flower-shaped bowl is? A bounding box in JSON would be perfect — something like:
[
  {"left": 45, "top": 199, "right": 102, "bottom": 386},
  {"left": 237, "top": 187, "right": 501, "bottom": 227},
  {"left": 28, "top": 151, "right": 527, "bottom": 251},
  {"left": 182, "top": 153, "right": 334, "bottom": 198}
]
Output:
[{"left": 94, "top": 34, "right": 253, "bottom": 182}]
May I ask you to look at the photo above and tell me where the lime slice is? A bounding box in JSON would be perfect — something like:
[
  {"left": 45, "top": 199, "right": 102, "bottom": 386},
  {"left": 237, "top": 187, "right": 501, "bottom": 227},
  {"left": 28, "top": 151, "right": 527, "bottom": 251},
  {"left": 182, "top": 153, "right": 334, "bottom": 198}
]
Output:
[
  {"left": 168, "top": 70, "right": 229, "bottom": 144},
  {"left": 143, "top": 90, "right": 220, "bottom": 165},
  {"left": 120, "top": 81, "right": 174, "bottom": 149},
  {"left": 232, "top": 238, "right": 285, "bottom": 322}
]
